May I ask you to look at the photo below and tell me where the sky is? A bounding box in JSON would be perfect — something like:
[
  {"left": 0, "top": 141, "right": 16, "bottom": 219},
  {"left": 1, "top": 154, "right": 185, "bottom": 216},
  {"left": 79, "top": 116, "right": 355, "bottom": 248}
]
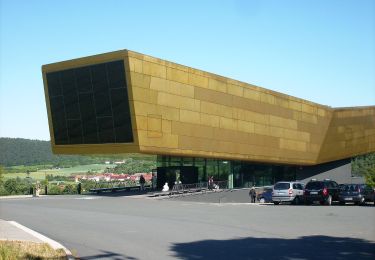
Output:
[{"left": 0, "top": 0, "right": 374, "bottom": 141}]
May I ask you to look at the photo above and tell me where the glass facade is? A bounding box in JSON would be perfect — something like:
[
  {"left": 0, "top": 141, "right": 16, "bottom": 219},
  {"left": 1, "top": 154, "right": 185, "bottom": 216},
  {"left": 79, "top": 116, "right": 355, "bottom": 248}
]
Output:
[
  {"left": 46, "top": 60, "right": 133, "bottom": 145},
  {"left": 157, "top": 155, "right": 297, "bottom": 188}
]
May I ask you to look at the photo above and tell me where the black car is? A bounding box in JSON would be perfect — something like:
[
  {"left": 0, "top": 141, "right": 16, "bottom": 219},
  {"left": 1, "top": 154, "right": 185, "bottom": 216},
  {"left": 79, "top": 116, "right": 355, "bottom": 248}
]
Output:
[
  {"left": 304, "top": 180, "right": 340, "bottom": 205},
  {"left": 339, "top": 184, "right": 375, "bottom": 205}
]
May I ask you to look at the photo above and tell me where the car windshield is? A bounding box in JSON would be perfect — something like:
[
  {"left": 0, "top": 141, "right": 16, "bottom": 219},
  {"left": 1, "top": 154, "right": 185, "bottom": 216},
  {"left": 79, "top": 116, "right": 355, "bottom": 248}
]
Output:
[
  {"left": 274, "top": 183, "right": 290, "bottom": 190},
  {"left": 343, "top": 185, "right": 358, "bottom": 192},
  {"left": 306, "top": 182, "right": 324, "bottom": 189}
]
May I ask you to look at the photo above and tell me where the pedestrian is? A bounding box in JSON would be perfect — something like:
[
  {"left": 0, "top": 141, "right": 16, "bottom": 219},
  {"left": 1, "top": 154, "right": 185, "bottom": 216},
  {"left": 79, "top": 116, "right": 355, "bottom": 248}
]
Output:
[
  {"left": 77, "top": 182, "right": 82, "bottom": 194},
  {"left": 162, "top": 182, "right": 169, "bottom": 192},
  {"left": 139, "top": 174, "right": 146, "bottom": 191},
  {"left": 208, "top": 176, "right": 214, "bottom": 190},
  {"left": 151, "top": 173, "right": 157, "bottom": 190},
  {"left": 249, "top": 186, "right": 256, "bottom": 203}
]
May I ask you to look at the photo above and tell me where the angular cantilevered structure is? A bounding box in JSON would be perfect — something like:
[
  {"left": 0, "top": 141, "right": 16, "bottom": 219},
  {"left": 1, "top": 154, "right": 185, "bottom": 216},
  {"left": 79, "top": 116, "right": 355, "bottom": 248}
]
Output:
[{"left": 42, "top": 50, "right": 375, "bottom": 187}]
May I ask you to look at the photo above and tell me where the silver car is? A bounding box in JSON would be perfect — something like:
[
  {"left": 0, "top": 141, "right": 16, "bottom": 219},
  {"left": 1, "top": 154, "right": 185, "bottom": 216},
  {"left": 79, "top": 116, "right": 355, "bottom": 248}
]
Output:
[{"left": 272, "top": 181, "right": 304, "bottom": 205}]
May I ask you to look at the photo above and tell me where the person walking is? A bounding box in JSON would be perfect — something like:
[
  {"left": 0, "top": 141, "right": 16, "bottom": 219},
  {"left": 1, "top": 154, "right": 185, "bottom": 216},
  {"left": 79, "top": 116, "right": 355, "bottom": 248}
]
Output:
[
  {"left": 139, "top": 174, "right": 146, "bottom": 191},
  {"left": 249, "top": 186, "right": 256, "bottom": 203},
  {"left": 208, "top": 176, "right": 214, "bottom": 190}
]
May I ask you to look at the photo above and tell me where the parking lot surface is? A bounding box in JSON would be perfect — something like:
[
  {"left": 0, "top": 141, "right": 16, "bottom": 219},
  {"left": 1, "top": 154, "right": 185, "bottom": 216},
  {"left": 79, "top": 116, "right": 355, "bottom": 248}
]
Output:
[{"left": 0, "top": 194, "right": 374, "bottom": 259}]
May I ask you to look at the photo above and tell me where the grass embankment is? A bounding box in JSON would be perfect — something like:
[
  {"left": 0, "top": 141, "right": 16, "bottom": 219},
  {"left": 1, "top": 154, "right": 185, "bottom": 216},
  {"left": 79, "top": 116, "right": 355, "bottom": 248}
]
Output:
[{"left": 0, "top": 241, "right": 67, "bottom": 260}]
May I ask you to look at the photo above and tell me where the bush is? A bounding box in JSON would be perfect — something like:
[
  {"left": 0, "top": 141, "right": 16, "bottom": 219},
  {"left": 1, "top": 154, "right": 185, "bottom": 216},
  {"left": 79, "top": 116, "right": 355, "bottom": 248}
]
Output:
[
  {"left": 47, "top": 185, "right": 62, "bottom": 195},
  {"left": 62, "top": 184, "right": 77, "bottom": 194},
  {"left": 3, "top": 178, "right": 30, "bottom": 195}
]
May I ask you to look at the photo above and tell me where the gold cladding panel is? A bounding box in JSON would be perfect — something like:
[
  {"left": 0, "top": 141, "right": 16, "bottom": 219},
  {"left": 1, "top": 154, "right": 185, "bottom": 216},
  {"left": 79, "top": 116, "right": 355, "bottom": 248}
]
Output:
[{"left": 43, "top": 50, "right": 375, "bottom": 164}]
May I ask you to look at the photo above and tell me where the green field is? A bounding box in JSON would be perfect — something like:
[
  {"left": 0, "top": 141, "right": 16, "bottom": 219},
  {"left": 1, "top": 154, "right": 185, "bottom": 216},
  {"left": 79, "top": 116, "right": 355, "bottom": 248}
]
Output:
[{"left": 3, "top": 164, "right": 115, "bottom": 180}]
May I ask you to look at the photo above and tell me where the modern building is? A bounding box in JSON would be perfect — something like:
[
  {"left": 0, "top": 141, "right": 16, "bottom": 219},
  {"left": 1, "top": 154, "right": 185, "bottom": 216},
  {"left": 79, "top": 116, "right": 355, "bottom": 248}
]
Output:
[{"left": 42, "top": 50, "right": 375, "bottom": 188}]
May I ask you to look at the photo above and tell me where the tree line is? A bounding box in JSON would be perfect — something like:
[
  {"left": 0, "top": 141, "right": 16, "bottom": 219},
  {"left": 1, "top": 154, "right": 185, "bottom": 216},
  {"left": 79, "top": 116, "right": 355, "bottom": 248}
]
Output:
[{"left": 0, "top": 138, "right": 155, "bottom": 170}]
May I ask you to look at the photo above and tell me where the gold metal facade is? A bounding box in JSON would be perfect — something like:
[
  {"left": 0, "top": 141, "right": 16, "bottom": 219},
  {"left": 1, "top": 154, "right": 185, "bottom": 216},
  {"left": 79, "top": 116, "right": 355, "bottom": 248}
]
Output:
[{"left": 42, "top": 50, "right": 375, "bottom": 165}]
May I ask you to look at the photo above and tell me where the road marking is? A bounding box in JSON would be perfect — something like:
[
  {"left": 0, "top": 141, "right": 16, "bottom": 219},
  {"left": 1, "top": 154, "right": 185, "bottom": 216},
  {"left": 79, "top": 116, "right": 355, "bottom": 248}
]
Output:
[{"left": 75, "top": 197, "right": 100, "bottom": 200}]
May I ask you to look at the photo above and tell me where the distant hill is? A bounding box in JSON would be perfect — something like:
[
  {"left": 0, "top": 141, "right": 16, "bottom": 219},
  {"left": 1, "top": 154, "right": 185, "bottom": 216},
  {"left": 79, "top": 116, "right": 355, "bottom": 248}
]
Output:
[{"left": 0, "top": 137, "right": 155, "bottom": 167}]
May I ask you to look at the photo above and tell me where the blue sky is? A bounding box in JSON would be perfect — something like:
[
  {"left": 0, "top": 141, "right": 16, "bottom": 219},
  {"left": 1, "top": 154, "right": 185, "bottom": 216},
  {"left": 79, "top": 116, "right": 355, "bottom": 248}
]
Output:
[{"left": 0, "top": 0, "right": 374, "bottom": 140}]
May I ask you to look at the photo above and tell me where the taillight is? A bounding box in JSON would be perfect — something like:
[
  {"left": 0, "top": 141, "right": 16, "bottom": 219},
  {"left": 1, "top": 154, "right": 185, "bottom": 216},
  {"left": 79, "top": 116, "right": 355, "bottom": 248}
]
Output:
[
  {"left": 323, "top": 188, "right": 328, "bottom": 196},
  {"left": 288, "top": 188, "right": 293, "bottom": 195}
]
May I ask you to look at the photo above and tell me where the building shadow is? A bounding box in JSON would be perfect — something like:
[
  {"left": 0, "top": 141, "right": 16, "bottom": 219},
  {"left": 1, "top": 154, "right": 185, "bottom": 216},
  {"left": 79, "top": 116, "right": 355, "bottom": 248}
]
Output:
[
  {"left": 76, "top": 249, "right": 138, "bottom": 260},
  {"left": 86, "top": 189, "right": 151, "bottom": 197},
  {"left": 170, "top": 235, "right": 375, "bottom": 260}
]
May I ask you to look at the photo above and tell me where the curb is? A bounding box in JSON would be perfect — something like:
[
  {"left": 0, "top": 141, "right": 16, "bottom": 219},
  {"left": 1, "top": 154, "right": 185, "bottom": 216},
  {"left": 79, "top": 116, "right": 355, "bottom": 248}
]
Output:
[{"left": 8, "top": 221, "right": 74, "bottom": 260}]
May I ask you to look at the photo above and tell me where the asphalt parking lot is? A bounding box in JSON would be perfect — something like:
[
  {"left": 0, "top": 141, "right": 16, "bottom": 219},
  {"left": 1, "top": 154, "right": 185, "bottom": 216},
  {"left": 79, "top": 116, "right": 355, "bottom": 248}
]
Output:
[{"left": 0, "top": 194, "right": 374, "bottom": 260}]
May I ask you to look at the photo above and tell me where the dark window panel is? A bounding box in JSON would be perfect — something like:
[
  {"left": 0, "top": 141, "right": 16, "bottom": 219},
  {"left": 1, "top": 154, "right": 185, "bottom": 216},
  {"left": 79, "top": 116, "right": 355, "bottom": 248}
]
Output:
[
  {"left": 46, "top": 72, "right": 62, "bottom": 97},
  {"left": 107, "top": 61, "right": 126, "bottom": 89},
  {"left": 79, "top": 93, "right": 96, "bottom": 120},
  {"left": 75, "top": 67, "right": 92, "bottom": 93},
  {"left": 97, "top": 117, "right": 115, "bottom": 143},
  {"left": 60, "top": 69, "right": 76, "bottom": 94},
  {"left": 52, "top": 118, "right": 69, "bottom": 145},
  {"left": 94, "top": 90, "right": 112, "bottom": 117},
  {"left": 91, "top": 64, "right": 108, "bottom": 92},
  {"left": 67, "top": 119, "right": 83, "bottom": 144},
  {"left": 82, "top": 118, "right": 99, "bottom": 144},
  {"left": 46, "top": 60, "right": 133, "bottom": 145},
  {"left": 115, "top": 126, "right": 133, "bottom": 143},
  {"left": 110, "top": 88, "right": 133, "bottom": 142},
  {"left": 64, "top": 93, "right": 80, "bottom": 120},
  {"left": 111, "top": 88, "right": 130, "bottom": 124},
  {"left": 49, "top": 96, "right": 68, "bottom": 145}
]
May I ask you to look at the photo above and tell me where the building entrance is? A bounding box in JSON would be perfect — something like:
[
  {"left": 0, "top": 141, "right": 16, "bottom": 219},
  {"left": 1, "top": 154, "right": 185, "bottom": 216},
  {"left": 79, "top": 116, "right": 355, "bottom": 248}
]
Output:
[{"left": 156, "top": 166, "right": 198, "bottom": 190}]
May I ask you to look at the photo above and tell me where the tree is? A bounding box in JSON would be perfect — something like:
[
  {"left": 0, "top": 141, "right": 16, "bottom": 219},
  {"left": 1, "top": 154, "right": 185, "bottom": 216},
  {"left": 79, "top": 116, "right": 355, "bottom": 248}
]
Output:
[
  {"left": 0, "top": 166, "right": 7, "bottom": 195},
  {"left": 0, "top": 166, "right": 4, "bottom": 185},
  {"left": 352, "top": 153, "right": 375, "bottom": 187},
  {"left": 364, "top": 167, "right": 375, "bottom": 187},
  {"left": 3, "top": 177, "right": 29, "bottom": 195}
]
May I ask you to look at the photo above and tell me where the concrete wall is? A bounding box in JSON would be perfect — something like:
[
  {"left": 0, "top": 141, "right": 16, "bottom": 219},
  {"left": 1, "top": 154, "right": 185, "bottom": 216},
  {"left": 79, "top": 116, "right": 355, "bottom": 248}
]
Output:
[{"left": 297, "top": 159, "right": 365, "bottom": 184}]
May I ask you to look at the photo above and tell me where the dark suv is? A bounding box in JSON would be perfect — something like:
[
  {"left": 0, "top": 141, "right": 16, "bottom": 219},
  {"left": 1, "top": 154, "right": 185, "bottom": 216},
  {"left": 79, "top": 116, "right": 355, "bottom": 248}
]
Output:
[{"left": 304, "top": 180, "right": 340, "bottom": 205}]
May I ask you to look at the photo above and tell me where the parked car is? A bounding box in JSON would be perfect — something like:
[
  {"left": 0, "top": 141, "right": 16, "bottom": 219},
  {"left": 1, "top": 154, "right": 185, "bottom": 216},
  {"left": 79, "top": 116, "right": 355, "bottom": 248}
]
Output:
[
  {"left": 272, "top": 181, "right": 304, "bottom": 205},
  {"left": 257, "top": 187, "right": 273, "bottom": 203},
  {"left": 304, "top": 179, "right": 340, "bottom": 205},
  {"left": 339, "top": 184, "right": 375, "bottom": 205}
]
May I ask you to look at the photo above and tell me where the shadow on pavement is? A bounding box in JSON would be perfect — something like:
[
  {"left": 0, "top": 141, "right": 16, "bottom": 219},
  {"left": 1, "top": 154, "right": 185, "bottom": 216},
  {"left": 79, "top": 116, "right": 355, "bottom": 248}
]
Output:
[
  {"left": 85, "top": 190, "right": 151, "bottom": 197},
  {"left": 170, "top": 235, "right": 375, "bottom": 260},
  {"left": 78, "top": 249, "right": 138, "bottom": 260}
]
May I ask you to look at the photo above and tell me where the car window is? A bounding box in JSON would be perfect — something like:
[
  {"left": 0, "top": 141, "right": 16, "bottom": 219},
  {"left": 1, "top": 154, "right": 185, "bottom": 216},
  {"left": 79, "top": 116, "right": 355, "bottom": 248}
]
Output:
[
  {"left": 306, "top": 182, "right": 323, "bottom": 189},
  {"left": 344, "top": 185, "right": 358, "bottom": 192},
  {"left": 331, "top": 181, "right": 338, "bottom": 188},
  {"left": 274, "top": 183, "right": 290, "bottom": 190}
]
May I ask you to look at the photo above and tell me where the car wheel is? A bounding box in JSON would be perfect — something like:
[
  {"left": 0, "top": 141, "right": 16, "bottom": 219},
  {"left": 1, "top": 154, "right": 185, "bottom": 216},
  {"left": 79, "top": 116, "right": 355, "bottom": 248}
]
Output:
[
  {"left": 273, "top": 201, "right": 280, "bottom": 205},
  {"left": 305, "top": 199, "right": 312, "bottom": 205},
  {"left": 326, "top": 195, "right": 332, "bottom": 206},
  {"left": 359, "top": 197, "right": 365, "bottom": 205},
  {"left": 293, "top": 196, "right": 300, "bottom": 205},
  {"left": 259, "top": 198, "right": 265, "bottom": 203}
]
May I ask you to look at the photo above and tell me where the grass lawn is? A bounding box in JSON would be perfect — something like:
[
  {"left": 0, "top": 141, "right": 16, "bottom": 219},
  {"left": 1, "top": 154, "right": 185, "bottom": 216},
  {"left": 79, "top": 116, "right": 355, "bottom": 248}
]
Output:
[
  {"left": 0, "top": 241, "right": 67, "bottom": 259},
  {"left": 3, "top": 164, "right": 115, "bottom": 180}
]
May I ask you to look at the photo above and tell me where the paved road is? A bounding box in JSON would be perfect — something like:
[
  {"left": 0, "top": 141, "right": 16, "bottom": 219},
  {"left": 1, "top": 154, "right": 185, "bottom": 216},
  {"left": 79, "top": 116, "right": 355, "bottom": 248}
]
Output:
[{"left": 0, "top": 194, "right": 374, "bottom": 260}]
